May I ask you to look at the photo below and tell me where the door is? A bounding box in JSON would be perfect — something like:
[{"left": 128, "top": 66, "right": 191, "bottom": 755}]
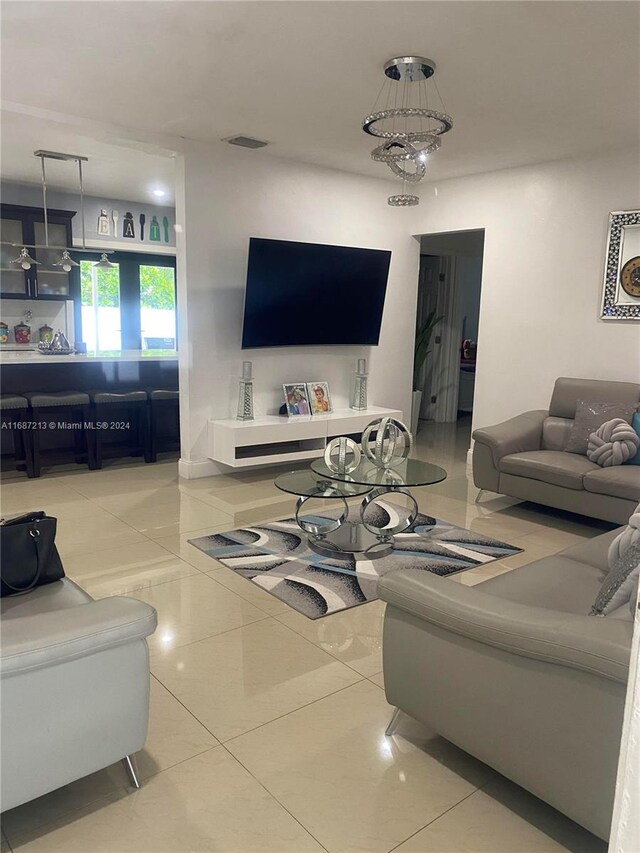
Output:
[
  {"left": 80, "top": 259, "right": 122, "bottom": 352},
  {"left": 78, "top": 251, "right": 176, "bottom": 352},
  {"left": 419, "top": 255, "right": 462, "bottom": 423}
]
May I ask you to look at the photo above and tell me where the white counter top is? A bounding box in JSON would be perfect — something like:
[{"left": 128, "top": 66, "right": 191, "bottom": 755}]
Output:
[{"left": 0, "top": 348, "right": 178, "bottom": 365}]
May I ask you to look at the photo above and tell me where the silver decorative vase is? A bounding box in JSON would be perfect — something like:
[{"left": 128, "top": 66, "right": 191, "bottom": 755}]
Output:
[
  {"left": 352, "top": 374, "right": 368, "bottom": 410},
  {"left": 237, "top": 380, "right": 254, "bottom": 421},
  {"left": 351, "top": 358, "right": 368, "bottom": 411},
  {"left": 236, "top": 361, "right": 254, "bottom": 421}
]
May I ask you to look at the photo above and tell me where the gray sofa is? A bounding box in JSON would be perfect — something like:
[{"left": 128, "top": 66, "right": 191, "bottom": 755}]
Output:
[
  {"left": 379, "top": 527, "right": 633, "bottom": 841},
  {"left": 472, "top": 377, "right": 640, "bottom": 524},
  {"left": 1, "top": 578, "right": 157, "bottom": 812}
]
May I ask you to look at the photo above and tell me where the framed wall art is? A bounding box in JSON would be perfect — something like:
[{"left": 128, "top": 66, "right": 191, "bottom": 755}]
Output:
[{"left": 601, "top": 209, "right": 640, "bottom": 320}]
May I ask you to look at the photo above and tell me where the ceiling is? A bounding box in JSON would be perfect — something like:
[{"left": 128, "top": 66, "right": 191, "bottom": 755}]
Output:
[{"left": 1, "top": 1, "right": 638, "bottom": 194}]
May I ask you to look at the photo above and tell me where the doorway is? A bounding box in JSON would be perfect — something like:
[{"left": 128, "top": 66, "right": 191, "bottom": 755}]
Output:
[{"left": 413, "top": 229, "right": 484, "bottom": 432}]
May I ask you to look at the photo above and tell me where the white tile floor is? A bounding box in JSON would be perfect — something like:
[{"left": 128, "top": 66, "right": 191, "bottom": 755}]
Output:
[{"left": 0, "top": 417, "right": 611, "bottom": 852}]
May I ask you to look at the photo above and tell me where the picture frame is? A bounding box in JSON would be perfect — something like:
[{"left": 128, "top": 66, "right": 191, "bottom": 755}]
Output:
[
  {"left": 601, "top": 209, "right": 640, "bottom": 321},
  {"left": 283, "top": 383, "right": 311, "bottom": 416},
  {"left": 307, "top": 381, "right": 333, "bottom": 415}
]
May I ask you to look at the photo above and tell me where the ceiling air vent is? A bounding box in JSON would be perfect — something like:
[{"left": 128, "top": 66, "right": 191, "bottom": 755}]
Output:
[{"left": 223, "top": 135, "right": 268, "bottom": 149}]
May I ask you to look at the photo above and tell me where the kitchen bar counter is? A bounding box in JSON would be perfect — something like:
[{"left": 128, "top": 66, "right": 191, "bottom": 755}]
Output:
[
  {"left": 0, "top": 349, "right": 178, "bottom": 395},
  {"left": 0, "top": 348, "right": 178, "bottom": 365}
]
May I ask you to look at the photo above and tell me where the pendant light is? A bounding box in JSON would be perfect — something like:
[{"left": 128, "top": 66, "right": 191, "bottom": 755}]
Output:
[
  {"left": 93, "top": 253, "right": 116, "bottom": 270},
  {"left": 362, "top": 56, "right": 453, "bottom": 206},
  {"left": 52, "top": 250, "right": 80, "bottom": 272},
  {"left": 22, "top": 150, "right": 114, "bottom": 266},
  {"left": 11, "top": 247, "right": 39, "bottom": 270}
]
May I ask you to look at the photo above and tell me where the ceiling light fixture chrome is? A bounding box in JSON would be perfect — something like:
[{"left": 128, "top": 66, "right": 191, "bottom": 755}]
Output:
[
  {"left": 93, "top": 253, "right": 116, "bottom": 270},
  {"left": 18, "top": 150, "right": 114, "bottom": 268},
  {"left": 11, "top": 247, "right": 39, "bottom": 270},
  {"left": 362, "top": 56, "right": 453, "bottom": 206},
  {"left": 52, "top": 250, "right": 80, "bottom": 272},
  {"left": 35, "top": 149, "right": 88, "bottom": 251}
]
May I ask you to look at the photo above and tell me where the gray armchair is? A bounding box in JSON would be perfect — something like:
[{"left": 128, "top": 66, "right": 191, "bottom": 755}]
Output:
[
  {"left": 379, "top": 527, "right": 633, "bottom": 841},
  {"left": 1, "top": 578, "right": 157, "bottom": 812},
  {"left": 472, "top": 377, "right": 640, "bottom": 524}
]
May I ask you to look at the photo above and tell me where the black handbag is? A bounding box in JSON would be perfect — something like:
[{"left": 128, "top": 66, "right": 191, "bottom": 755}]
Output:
[{"left": 0, "top": 511, "right": 65, "bottom": 597}]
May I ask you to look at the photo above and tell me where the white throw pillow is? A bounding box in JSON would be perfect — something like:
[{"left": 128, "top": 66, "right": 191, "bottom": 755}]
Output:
[{"left": 608, "top": 502, "right": 640, "bottom": 568}]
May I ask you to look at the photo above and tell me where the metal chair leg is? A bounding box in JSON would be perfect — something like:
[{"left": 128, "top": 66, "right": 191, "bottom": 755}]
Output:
[
  {"left": 122, "top": 754, "right": 141, "bottom": 789},
  {"left": 385, "top": 707, "right": 402, "bottom": 736}
]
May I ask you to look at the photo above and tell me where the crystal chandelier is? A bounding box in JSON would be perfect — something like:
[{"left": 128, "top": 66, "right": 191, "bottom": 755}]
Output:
[{"left": 362, "top": 56, "right": 453, "bottom": 206}]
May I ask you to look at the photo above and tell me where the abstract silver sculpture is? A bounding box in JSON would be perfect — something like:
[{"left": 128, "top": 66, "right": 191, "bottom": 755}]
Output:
[
  {"left": 324, "top": 436, "right": 361, "bottom": 474},
  {"left": 361, "top": 417, "right": 413, "bottom": 468}
]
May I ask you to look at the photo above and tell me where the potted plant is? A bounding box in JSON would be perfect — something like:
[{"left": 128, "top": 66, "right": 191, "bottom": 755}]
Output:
[{"left": 411, "top": 309, "right": 443, "bottom": 435}]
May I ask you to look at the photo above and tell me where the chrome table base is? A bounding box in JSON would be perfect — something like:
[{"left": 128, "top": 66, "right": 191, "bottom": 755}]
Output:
[
  {"left": 307, "top": 521, "right": 393, "bottom": 560},
  {"left": 295, "top": 485, "right": 417, "bottom": 561}
]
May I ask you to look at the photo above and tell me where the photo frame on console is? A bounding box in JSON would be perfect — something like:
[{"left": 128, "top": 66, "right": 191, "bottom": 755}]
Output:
[
  {"left": 601, "top": 209, "right": 640, "bottom": 321},
  {"left": 307, "top": 381, "right": 333, "bottom": 415},
  {"left": 283, "top": 383, "right": 310, "bottom": 416}
]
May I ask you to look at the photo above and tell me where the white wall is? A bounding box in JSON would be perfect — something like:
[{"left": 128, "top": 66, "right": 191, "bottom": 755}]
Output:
[
  {"left": 410, "top": 147, "right": 640, "bottom": 433},
  {"left": 176, "top": 140, "right": 420, "bottom": 476}
]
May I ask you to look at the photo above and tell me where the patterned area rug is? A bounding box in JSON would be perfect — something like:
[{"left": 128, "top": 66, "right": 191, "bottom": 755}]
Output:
[{"left": 189, "top": 501, "right": 522, "bottom": 619}]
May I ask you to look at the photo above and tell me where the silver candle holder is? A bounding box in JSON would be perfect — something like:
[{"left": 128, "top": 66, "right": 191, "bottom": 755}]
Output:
[
  {"left": 351, "top": 358, "right": 368, "bottom": 411},
  {"left": 236, "top": 361, "right": 254, "bottom": 421}
]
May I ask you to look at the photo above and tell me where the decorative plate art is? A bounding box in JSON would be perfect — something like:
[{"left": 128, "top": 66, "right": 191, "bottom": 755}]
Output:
[{"left": 601, "top": 209, "right": 640, "bottom": 320}]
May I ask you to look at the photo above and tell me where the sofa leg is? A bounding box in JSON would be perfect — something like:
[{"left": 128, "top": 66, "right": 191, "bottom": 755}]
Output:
[
  {"left": 474, "top": 489, "right": 487, "bottom": 503},
  {"left": 385, "top": 707, "right": 402, "bottom": 736},
  {"left": 122, "top": 754, "right": 141, "bottom": 789}
]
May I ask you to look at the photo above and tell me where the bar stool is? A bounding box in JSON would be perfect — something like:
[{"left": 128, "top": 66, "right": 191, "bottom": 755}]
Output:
[
  {"left": 89, "top": 390, "right": 150, "bottom": 469},
  {"left": 0, "top": 394, "right": 35, "bottom": 478},
  {"left": 25, "top": 391, "right": 93, "bottom": 478},
  {"left": 148, "top": 389, "right": 180, "bottom": 462}
]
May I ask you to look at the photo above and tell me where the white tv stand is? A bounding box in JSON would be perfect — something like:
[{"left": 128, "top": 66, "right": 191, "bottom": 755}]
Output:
[{"left": 207, "top": 406, "right": 403, "bottom": 469}]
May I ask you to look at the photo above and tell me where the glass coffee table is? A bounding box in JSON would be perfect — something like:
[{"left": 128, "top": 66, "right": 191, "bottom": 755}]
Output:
[{"left": 275, "top": 458, "right": 446, "bottom": 561}]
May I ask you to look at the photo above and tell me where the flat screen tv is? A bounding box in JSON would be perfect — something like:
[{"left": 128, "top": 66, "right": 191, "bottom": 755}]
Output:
[{"left": 241, "top": 237, "right": 391, "bottom": 348}]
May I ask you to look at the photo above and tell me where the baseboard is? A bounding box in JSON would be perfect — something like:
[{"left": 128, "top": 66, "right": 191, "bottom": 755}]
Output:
[{"left": 178, "top": 457, "right": 226, "bottom": 479}]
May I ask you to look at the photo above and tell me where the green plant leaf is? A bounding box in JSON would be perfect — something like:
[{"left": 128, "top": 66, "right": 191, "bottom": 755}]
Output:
[{"left": 413, "top": 309, "right": 443, "bottom": 387}]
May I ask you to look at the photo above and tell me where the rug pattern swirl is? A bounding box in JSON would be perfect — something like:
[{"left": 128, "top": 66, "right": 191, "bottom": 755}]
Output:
[{"left": 189, "top": 502, "right": 522, "bottom": 619}]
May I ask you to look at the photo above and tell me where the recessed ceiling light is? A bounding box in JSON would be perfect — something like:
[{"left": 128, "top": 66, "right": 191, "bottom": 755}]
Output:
[{"left": 152, "top": 189, "right": 166, "bottom": 198}]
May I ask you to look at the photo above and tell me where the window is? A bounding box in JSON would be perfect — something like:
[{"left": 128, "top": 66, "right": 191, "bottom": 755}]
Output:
[
  {"left": 80, "top": 260, "right": 122, "bottom": 351},
  {"left": 140, "top": 264, "right": 176, "bottom": 349},
  {"left": 77, "top": 252, "right": 176, "bottom": 351}
]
